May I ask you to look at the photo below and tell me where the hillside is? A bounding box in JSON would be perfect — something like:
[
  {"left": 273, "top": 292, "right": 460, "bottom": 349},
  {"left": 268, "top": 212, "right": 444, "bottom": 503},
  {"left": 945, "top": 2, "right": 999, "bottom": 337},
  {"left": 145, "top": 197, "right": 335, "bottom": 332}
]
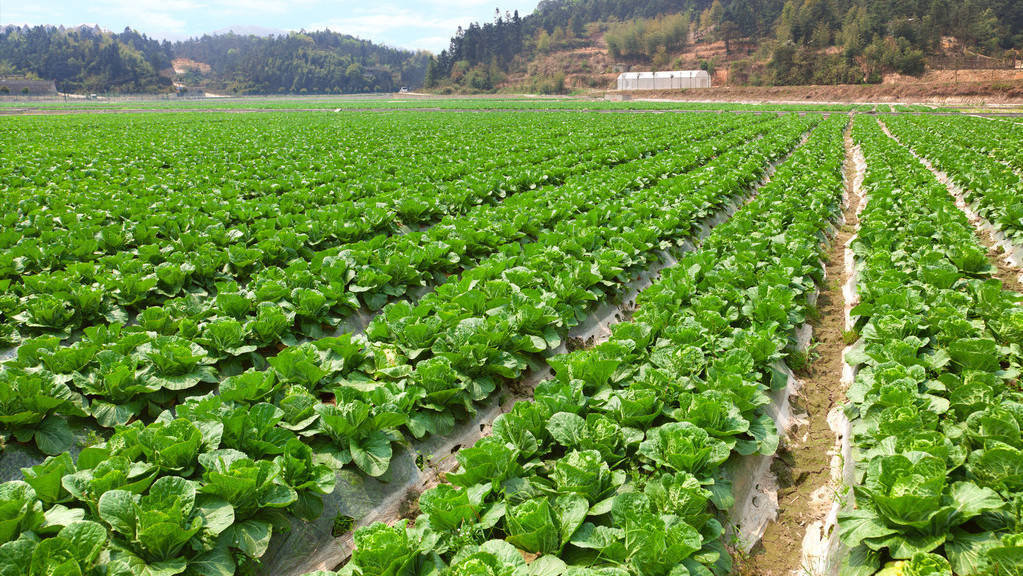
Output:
[
  {"left": 0, "top": 25, "right": 429, "bottom": 95},
  {"left": 173, "top": 31, "right": 430, "bottom": 94},
  {"left": 426, "top": 0, "right": 1023, "bottom": 92},
  {"left": 0, "top": 26, "right": 173, "bottom": 94},
  {"left": 3, "top": 0, "right": 1020, "bottom": 96}
]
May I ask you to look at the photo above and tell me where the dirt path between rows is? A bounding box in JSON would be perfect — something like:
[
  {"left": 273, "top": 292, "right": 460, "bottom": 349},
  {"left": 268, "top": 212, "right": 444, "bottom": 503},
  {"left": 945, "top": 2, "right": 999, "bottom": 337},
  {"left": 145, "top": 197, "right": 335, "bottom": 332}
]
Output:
[
  {"left": 969, "top": 222, "right": 1023, "bottom": 294},
  {"left": 877, "top": 118, "right": 1023, "bottom": 294},
  {"left": 747, "top": 119, "right": 860, "bottom": 576}
]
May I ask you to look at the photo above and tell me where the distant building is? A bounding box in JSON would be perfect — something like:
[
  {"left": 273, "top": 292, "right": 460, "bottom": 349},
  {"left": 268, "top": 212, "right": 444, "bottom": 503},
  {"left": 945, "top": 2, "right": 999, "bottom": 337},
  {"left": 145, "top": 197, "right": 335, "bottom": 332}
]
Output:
[
  {"left": 0, "top": 78, "right": 57, "bottom": 95},
  {"left": 616, "top": 70, "right": 711, "bottom": 91},
  {"left": 173, "top": 83, "right": 206, "bottom": 98}
]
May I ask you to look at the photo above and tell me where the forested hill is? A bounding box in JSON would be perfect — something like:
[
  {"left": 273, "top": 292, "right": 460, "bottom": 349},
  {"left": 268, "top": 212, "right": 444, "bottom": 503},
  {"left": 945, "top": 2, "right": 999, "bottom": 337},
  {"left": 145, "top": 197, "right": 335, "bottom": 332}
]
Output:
[
  {"left": 427, "top": 0, "right": 1023, "bottom": 91},
  {"left": 0, "top": 26, "right": 173, "bottom": 94},
  {"left": 3, "top": 0, "right": 1020, "bottom": 95},
  {"left": 0, "top": 25, "right": 429, "bottom": 94},
  {"left": 173, "top": 32, "right": 431, "bottom": 94}
]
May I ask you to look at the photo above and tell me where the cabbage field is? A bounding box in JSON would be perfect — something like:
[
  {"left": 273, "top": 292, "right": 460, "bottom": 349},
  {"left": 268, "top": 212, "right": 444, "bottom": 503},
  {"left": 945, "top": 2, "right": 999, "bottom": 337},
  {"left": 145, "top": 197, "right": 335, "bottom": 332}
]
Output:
[{"left": 1, "top": 109, "right": 1022, "bottom": 576}]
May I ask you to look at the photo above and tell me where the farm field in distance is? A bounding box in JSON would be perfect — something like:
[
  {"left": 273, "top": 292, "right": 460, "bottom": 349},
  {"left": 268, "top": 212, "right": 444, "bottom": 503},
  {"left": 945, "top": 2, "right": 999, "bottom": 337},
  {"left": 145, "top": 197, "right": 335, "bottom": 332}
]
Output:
[{"left": 1, "top": 104, "right": 1022, "bottom": 576}]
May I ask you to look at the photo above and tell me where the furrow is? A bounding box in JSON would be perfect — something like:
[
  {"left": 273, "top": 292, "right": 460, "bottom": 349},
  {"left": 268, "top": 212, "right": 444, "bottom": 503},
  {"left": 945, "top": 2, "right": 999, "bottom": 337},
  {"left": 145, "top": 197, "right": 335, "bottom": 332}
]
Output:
[{"left": 790, "top": 118, "right": 867, "bottom": 576}]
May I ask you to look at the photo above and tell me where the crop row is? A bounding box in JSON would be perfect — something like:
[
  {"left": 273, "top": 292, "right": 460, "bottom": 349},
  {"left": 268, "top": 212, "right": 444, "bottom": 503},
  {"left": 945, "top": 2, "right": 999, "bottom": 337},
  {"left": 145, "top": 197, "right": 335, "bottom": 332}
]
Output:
[
  {"left": 908, "top": 115, "right": 1023, "bottom": 172},
  {"left": 836, "top": 116, "right": 1023, "bottom": 575},
  {"left": 301, "top": 113, "right": 812, "bottom": 467},
  {"left": 0, "top": 98, "right": 877, "bottom": 112},
  {"left": 0, "top": 112, "right": 650, "bottom": 283},
  {"left": 0, "top": 114, "right": 815, "bottom": 575},
  {"left": 0, "top": 112, "right": 759, "bottom": 349},
  {"left": 0, "top": 113, "right": 782, "bottom": 456},
  {"left": 300, "top": 114, "right": 850, "bottom": 576},
  {"left": 0, "top": 111, "right": 622, "bottom": 222},
  {"left": 2, "top": 113, "right": 802, "bottom": 457},
  {"left": 882, "top": 114, "right": 1023, "bottom": 244}
]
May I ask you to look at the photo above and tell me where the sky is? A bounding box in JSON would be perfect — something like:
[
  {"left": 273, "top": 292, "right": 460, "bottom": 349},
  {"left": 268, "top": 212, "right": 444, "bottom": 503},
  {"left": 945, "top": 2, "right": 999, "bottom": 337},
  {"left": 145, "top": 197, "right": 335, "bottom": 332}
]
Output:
[{"left": 1, "top": 0, "right": 542, "bottom": 52}]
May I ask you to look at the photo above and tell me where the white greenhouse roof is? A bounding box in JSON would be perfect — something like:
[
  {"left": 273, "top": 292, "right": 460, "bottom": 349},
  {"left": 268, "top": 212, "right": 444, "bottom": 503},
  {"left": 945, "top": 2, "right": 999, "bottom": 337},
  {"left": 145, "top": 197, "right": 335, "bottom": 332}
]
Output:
[{"left": 617, "top": 70, "right": 710, "bottom": 79}]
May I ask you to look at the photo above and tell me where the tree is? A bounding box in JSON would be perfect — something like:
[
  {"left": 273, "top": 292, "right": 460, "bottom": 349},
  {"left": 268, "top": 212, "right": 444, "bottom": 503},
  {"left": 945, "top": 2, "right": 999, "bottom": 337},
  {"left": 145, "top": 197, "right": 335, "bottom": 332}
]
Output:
[
  {"left": 709, "top": 0, "right": 725, "bottom": 28},
  {"left": 776, "top": 1, "right": 798, "bottom": 44},
  {"left": 811, "top": 20, "right": 831, "bottom": 49},
  {"left": 840, "top": 6, "right": 869, "bottom": 55},
  {"left": 424, "top": 57, "right": 438, "bottom": 88},
  {"left": 536, "top": 29, "right": 551, "bottom": 53},
  {"left": 719, "top": 20, "right": 740, "bottom": 54},
  {"left": 652, "top": 46, "right": 670, "bottom": 70},
  {"left": 570, "top": 14, "right": 585, "bottom": 38}
]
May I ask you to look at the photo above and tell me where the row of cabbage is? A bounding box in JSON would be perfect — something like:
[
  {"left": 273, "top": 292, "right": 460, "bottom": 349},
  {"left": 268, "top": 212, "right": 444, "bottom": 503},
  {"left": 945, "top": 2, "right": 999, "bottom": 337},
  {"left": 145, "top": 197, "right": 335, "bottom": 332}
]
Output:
[
  {"left": 0, "top": 99, "right": 875, "bottom": 112},
  {"left": 1, "top": 111, "right": 721, "bottom": 348},
  {"left": 882, "top": 114, "right": 1023, "bottom": 244},
  {"left": 904, "top": 115, "right": 1023, "bottom": 172},
  {"left": 835, "top": 116, "right": 1023, "bottom": 576},
  {"left": 0, "top": 114, "right": 814, "bottom": 575},
  {"left": 0, "top": 113, "right": 779, "bottom": 457},
  {"left": 0, "top": 112, "right": 748, "bottom": 348},
  {"left": 299, "top": 114, "right": 849, "bottom": 576}
]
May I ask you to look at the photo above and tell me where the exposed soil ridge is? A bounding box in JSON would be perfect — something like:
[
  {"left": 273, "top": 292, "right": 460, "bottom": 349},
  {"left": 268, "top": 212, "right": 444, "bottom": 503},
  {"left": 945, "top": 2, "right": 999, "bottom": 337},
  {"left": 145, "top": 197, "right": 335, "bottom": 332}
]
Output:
[{"left": 748, "top": 117, "right": 862, "bottom": 576}]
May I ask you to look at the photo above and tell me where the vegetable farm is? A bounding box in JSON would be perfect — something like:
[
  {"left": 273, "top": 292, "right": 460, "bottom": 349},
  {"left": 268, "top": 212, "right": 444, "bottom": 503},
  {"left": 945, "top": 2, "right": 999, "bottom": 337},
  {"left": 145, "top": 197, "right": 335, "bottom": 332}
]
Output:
[{"left": 1, "top": 107, "right": 1022, "bottom": 576}]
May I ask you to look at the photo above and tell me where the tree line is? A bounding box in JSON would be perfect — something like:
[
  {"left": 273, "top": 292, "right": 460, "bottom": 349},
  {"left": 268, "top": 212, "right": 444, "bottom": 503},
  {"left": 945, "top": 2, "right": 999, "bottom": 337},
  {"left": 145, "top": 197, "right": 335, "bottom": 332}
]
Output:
[
  {"left": 174, "top": 31, "right": 430, "bottom": 94},
  {"left": 2, "top": 0, "right": 1019, "bottom": 95},
  {"left": 0, "top": 26, "right": 173, "bottom": 93},
  {"left": 0, "top": 25, "right": 429, "bottom": 94}
]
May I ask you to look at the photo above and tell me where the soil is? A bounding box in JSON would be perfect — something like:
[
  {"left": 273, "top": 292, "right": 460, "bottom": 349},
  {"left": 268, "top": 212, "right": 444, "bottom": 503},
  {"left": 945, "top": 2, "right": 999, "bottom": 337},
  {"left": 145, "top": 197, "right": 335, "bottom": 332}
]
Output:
[
  {"left": 171, "top": 58, "right": 212, "bottom": 75},
  {"left": 747, "top": 119, "right": 861, "bottom": 576},
  {"left": 613, "top": 79, "right": 1023, "bottom": 105},
  {"left": 982, "top": 239, "right": 1023, "bottom": 294}
]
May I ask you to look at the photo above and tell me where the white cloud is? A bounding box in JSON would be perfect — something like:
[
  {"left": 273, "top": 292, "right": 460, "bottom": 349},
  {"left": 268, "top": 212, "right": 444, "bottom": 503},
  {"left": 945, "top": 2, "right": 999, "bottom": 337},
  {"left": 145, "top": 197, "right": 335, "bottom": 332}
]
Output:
[
  {"left": 313, "top": 8, "right": 466, "bottom": 34},
  {"left": 85, "top": 0, "right": 201, "bottom": 37},
  {"left": 11, "top": 0, "right": 541, "bottom": 49},
  {"left": 305, "top": 3, "right": 472, "bottom": 49},
  {"left": 203, "top": 0, "right": 321, "bottom": 17},
  {"left": 2, "top": 2, "right": 67, "bottom": 25}
]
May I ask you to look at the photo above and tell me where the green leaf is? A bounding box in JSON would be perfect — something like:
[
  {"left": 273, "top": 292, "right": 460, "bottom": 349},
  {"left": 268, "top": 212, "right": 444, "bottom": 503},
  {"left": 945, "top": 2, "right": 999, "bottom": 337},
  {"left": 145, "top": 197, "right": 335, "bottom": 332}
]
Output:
[
  {"left": 189, "top": 543, "right": 236, "bottom": 576},
  {"left": 226, "top": 519, "right": 272, "bottom": 559},
  {"left": 195, "top": 497, "right": 235, "bottom": 536},
  {"left": 91, "top": 401, "right": 139, "bottom": 429},
  {"left": 839, "top": 544, "right": 882, "bottom": 576},
  {"left": 546, "top": 412, "right": 586, "bottom": 448},
  {"left": 554, "top": 494, "right": 588, "bottom": 547},
  {"left": 837, "top": 509, "right": 897, "bottom": 546},
  {"left": 351, "top": 521, "right": 417, "bottom": 576},
  {"left": 350, "top": 430, "right": 393, "bottom": 477},
  {"left": 0, "top": 538, "right": 36, "bottom": 576},
  {"left": 479, "top": 539, "right": 528, "bottom": 570},
  {"left": 903, "top": 552, "right": 952, "bottom": 576},
  {"left": 948, "top": 338, "right": 1000, "bottom": 372},
  {"left": 550, "top": 450, "right": 610, "bottom": 503},
  {"left": 41, "top": 505, "right": 86, "bottom": 532},
  {"left": 569, "top": 522, "right": 623, "bottom": 550},
  {"left": 529, "top": 555, "right": 568, "bottom": 576},
  {"left": 21, "top": 452, "right": 74, "bottom": 504},
  {"left": 944, "top": 531, "right": 998, "bottom": 576},
  {"left": 59, "top": 521, "right": 107, "bottom": 565},
  {"left": 34, "top": 415, "right": 73, "bottom": 456},
  {"left": 505, "top": 498, "right": 560, "bottom": 555},
  {"left": 945, "top": 482, "right": 1005, "bottom": 523},
  {"left": 97, "top": 490, "right": 137, "bottom": 538}
]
